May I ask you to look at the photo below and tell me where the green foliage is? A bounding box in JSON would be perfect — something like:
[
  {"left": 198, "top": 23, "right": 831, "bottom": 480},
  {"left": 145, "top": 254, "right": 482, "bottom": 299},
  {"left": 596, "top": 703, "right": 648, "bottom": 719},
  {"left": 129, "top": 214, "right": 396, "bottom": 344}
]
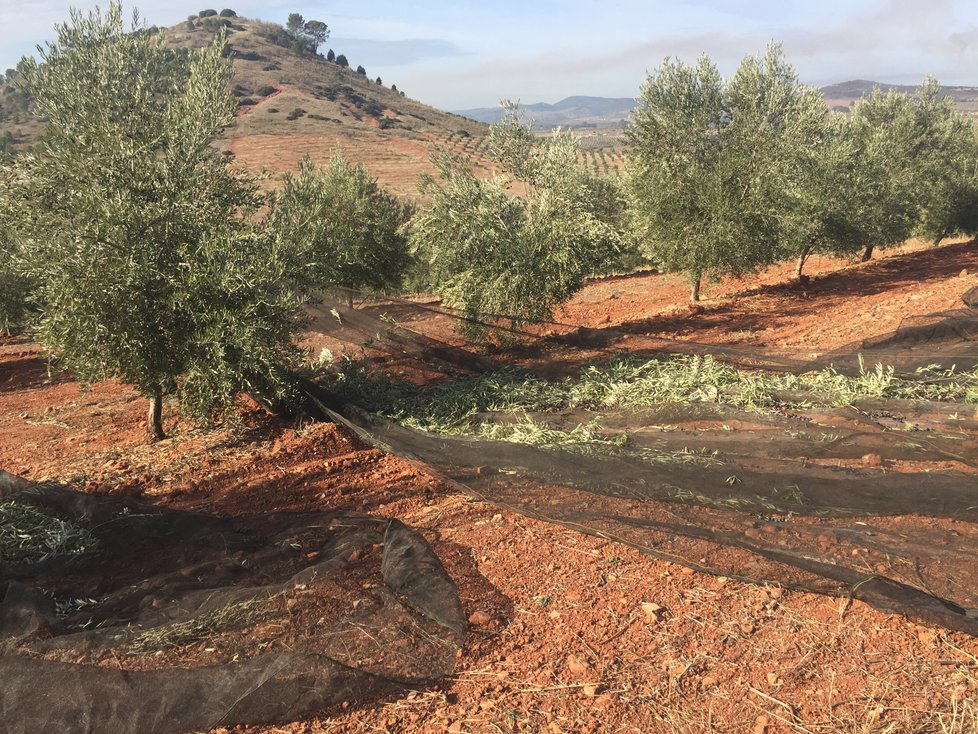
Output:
[
  {"left": 326, "top": 49, "right": 335, "bottom": 62},
  {"left": 0, "top": 501, "right": 97, "bottom": 565},
  {"left": 0, "top": 221, "right": 34, "bottom": 334},
  {"left": 270, "top": 154, "right": 412, "bottom": 296},
  {"left": 844, "top": 80, "right": 949, "bottom": 258},
  {"left": 626, "top": 45, "right": 825, "bottom": 298},
  {"left": 303, "top": 20, "right": 329, "bottom": 53},
  {"left": 335, "top": 54, "right": 349, "bottom": 68},
  {"left": 356, "top": 65, "right": 366, "bottom": 76},
  {"left": 219, "top": 8, "right": 236, "bottom": 17},
  {"left": 4, "top": 3, "right": 303, "bottom": 436},
  {"left": 285, "top": 14, "right": 328, "bottom": 55},
  {"left": 488, "top": 102, "right": 630, "bottom": 269},
  {"left": 286, "top": 13, "right": 304, "bottom": 35},
  {"left": 410, "top": 119, "right": 620, "bottom": 343},
  {"left": 906, "top": 81, "right": 978, "bottom": 243}
]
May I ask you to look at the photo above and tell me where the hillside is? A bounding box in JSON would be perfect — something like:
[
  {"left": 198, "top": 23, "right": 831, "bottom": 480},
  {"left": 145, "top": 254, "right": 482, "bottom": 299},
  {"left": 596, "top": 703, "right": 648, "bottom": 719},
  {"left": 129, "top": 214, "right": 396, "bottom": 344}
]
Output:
[
  {"left": 454, "top": 95, "right": 636, "bottom": 127},
  {"left": 0, "top": 15, "right": 491, "bottom": 197},
  {"left": 821, "top": 79, "right": 978, "bottom": 115},
  {"left": 456, "top": 80, "right": 978, "bottom": 129}
]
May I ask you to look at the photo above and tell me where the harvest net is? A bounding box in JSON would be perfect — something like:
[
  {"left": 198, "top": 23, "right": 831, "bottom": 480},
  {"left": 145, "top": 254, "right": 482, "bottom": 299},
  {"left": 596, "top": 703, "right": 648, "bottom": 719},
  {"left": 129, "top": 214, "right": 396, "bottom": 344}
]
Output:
[
  {"left": 302, "top": 285, "right": 978, "bottom": 636},
  {"left": 0, "top": 471, "right": 466, "bottom": 733}
]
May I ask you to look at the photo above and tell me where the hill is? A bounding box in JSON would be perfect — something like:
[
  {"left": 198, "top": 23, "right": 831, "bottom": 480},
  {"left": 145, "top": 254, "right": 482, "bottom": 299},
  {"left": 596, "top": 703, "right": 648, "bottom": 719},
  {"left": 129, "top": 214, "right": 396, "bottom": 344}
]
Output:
[
  {"left": 454, "top": 96, "right": 636, "bottom": 127},
  {"left": 456, "top": 80, "right": 978, "bottom": 129},
  {"left": 820, "top": 79, "right": 978, "bottom": 115},
  {"left": 0, "top": 15, "right": 491, "bottom": 197}
]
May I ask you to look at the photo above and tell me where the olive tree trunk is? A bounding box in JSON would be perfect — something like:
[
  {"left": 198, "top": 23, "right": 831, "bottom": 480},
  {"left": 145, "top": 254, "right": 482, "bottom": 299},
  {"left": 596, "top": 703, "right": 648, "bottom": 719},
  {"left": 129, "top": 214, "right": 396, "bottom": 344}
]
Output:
[
  {"left": 690, "top": 274, "right": 702, "bottom": 303},
  {"left": 861, "top": 244, "right": 875, "bottom": 262},
  {"left": 796, "top": 243, "right": 813, "bottom": 282},
  {"left": 148, "top": 384, "right": 164, "bottom": 441}
]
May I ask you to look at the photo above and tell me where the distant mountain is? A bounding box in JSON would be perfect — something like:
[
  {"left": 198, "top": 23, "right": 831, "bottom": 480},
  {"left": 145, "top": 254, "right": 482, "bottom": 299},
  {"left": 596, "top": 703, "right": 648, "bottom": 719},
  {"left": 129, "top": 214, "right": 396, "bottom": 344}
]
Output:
[
  {"left": 819, "top": 80, "right": 978, "bottom": 115},
  {"left": 456, "top": 81, "right": 978, "bottom": 129},
  {"left": 453, "top": 96, "right": 636, "bottom": 128}
]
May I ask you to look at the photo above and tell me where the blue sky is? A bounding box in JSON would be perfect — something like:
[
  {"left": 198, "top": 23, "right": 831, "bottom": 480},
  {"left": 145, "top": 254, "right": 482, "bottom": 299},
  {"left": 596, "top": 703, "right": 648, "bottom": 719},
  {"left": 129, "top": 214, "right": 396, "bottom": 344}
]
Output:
[{"left": 2, "top": 0, "right": 977, "bottom": 109}]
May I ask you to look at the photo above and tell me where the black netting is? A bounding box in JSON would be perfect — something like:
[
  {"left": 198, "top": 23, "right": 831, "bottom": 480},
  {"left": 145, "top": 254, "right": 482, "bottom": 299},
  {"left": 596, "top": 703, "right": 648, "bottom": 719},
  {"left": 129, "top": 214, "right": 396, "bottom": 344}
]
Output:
[
  {"left": 299, "top": 284, "right": 978, "bottom": 635},
  {"left": 0, "top": 471, "right": 465, "bottom": 734}
]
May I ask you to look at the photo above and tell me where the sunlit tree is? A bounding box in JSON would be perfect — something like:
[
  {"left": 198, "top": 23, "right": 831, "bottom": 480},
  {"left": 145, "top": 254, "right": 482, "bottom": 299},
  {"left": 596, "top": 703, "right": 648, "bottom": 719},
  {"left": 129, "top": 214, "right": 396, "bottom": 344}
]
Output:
[
  {"left": 270, "top": 154, "right": 412, "bottom": 303},
  {"left": 627, "top": 45, "right": 825, "bottom": 300},
  {"left": 5, "top": 3, "right": 303, "bottom": 439}
]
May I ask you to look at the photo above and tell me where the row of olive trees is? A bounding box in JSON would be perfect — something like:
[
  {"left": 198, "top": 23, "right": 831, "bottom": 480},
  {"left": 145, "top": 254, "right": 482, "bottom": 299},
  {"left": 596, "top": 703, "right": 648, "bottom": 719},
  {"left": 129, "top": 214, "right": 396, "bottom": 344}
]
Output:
[
  {"left": 0, "top": 4, "right": 410, "bottom": 439},
  {"left": 4, "top": 6, "right": 977, "bottom": 438},
  {"left": 627, "top": 45, "right": 978, "bottom": 300}
]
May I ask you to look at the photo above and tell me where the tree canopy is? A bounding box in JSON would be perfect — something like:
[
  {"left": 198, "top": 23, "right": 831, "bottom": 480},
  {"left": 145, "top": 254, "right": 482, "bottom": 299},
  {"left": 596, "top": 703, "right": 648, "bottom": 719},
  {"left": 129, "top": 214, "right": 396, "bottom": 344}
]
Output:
[
  {"left": 270, "top": 154, "right": 412, "bottom": 301},
  {"left": 3, "top": 3, "right": 303, "bottom": 438},
  {"left": 410, "top": 105, "right": 621, "bottom": 343},
  {"left": 627, "top": 45, "right": 827, "bottom": 300}
]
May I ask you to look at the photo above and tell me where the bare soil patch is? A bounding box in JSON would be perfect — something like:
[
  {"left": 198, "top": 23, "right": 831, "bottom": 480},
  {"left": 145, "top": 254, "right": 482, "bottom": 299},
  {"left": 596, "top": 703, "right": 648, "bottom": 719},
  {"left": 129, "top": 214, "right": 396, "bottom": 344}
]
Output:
[{"left": 4, "top": 241, "right": 978, "bottom": 733}]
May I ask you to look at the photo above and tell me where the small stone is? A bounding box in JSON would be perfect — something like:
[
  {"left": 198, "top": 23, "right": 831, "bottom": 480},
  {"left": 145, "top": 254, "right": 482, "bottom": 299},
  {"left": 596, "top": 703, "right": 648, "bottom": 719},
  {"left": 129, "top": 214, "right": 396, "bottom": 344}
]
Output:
[
  {"left": 679, "top": 566, "right": 696, "bottom": 576},
  {"left": 468, "top": 610, "right": 492, "bottom": 626},
  {"left": 754, "top": 715, "right": 770, "bottom": 734},
  {"left": 960, "top": 269, "right": 969, "bottom": 278},
  {"left": 566, "top": 654, "right": 590, "bottom": 676},
  {"left": 640, "top": 602, "right": 666, "bottom": 621},
  {"left": 861, "top": 453, "right": 883, "bottom": 467},
  {"left": 582, "top": 683, "right": 602, "bottom": 697}
]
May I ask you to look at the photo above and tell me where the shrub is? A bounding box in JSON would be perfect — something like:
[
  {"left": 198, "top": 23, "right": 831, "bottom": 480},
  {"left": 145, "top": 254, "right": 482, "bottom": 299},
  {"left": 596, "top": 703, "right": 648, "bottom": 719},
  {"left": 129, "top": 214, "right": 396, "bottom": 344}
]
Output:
[
  {"left": 253, "top": 21, "right": 292, "bottom": 49},
  {"left": 335, "top": 54, "right": 348, "bottom": 68},
  {"left": 219, "top": 8, "right": 236, "bottom": 17},
  {"left": 378, "top": 117, "right": 396, "bottom": 129},
  {"left": 285, "top": 107, "right": 306, "bottom": 120},
  {"left": 256, "top": 84, "right": 276, "bottom": 97},
  {"left": 198, "top": 8, "right": 217, "bottom": 17}
]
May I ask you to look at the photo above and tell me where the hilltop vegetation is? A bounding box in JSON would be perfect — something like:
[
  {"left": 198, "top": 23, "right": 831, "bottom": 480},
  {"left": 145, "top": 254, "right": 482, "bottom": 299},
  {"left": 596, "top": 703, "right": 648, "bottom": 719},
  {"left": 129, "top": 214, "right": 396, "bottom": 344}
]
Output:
[{"left": 0, "top": 12, "right": 488, "bottom": 194}]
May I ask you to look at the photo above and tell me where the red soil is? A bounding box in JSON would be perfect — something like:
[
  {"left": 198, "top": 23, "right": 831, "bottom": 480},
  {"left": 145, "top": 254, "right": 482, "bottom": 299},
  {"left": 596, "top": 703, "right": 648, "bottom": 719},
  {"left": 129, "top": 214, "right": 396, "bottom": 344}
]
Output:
[{"left": 3, "top": 240, "right": 978, "bottom": 734}]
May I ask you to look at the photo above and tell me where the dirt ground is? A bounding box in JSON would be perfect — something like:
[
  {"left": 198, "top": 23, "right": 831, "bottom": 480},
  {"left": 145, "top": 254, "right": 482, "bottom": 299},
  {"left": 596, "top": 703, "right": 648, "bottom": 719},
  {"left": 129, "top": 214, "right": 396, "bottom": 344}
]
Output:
[{"left": 2, "top": 240, "right": 978, "bottom": 734}]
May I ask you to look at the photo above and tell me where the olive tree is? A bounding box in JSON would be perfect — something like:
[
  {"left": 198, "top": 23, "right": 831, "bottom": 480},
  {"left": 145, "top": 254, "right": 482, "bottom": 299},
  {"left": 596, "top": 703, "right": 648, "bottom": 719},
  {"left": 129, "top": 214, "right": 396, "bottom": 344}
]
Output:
[
  {"left": 6, "top": 3, "right": 303, "bottom": 439},
  {"left": 909, "top": 83, "right": 978, "bottom": 244},
  {"left": 269, "top": 154, "right": 412, "bottom": 303},
  {"left": 627, "top": 46, "right": 825, "bottom": 301},
  {"left": 410, "top": 108, "right": 620, "bottom": 343}
]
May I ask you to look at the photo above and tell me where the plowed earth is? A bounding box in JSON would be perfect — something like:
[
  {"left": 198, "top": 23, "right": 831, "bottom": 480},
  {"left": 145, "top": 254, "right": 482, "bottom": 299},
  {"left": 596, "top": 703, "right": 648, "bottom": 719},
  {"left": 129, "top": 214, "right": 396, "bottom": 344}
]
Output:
[{"left": 3, "top": 239, "right": 978, "bottom": 734}]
